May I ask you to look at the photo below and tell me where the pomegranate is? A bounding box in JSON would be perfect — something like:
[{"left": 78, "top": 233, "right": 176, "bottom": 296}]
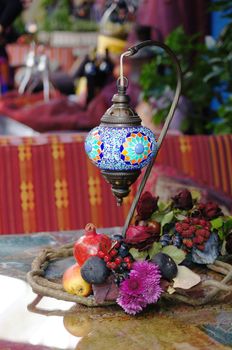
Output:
[{"left": 73, "top": 223, "right": 112, "bottom": 266}]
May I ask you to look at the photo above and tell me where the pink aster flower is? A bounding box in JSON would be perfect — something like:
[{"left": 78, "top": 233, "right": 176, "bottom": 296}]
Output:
[
  {"left": 119, "top": 271, "right": 144, "bottom": 296},
  {"left": 133, "top": 261, "right": 162, "bottom": 304},
  {"left": 117, "top": 261, "right": 162, "bottom": 315},
  {"left": 117, "top": 293, "right": 147, "bottom": 315}
]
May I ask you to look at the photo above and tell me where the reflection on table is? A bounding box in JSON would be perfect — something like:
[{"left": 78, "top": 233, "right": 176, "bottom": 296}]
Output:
[{"left": 0, "top": 275, "right": 77, "bottom": 349}]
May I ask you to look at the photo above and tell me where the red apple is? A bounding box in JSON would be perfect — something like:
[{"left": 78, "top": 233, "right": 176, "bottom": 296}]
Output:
[
  {"left": 73, "top": 223, "right": 112, "bottom": 266},
  {"left": 62, "top": 263, "right": 92, "bottom": 297}
]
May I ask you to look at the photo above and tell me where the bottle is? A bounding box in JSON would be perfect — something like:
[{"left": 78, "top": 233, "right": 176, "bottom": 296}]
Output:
[
  {"left": 98, "top": 48, "right": 114, "bottom": 87},
  {"left": 84, "top": 49, "right": 99, "bottom": 105}
]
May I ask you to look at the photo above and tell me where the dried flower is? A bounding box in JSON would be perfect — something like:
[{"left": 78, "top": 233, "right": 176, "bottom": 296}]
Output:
[
  {"left": 137, "top": 192, "right": 159, "bottom": 220},
  {"left": 125, "top": 224, "right": 160, "bottom": 251},
  {"left": 197, "top": 202, "right": 223, "bottom": 219},
  {"left": 117, "top": 261, "right": 162, "bottom": 315},
  {"left": 172, "top": 189, "right": 193, "bottom": 210}
]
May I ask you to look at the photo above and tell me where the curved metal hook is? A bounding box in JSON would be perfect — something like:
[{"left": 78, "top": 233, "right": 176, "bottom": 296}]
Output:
[{"left": 122, "top": 40, "right": 182, "bottom": 236}]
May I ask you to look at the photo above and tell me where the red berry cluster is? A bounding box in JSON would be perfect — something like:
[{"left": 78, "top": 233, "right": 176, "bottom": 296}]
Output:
[
  {"left": 175, "top": 217, "right": 211, "bottom": 251},
  {"left": 97, "top": 241, "right": 133, "bottom": 272}
]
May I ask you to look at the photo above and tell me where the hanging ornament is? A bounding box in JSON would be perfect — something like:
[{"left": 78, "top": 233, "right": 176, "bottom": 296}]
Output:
[{"left": 85, "top": 40, "right": 182, "bottom": 233}]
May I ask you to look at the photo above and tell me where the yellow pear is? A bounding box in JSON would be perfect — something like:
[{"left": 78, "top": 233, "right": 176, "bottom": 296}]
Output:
[{"left": 62, "top": 263, "right": 92, "bottom": 297}]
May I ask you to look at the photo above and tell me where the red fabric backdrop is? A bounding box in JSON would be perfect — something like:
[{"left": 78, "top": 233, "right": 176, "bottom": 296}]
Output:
[{"left": 0, "top": 133, "right": 231, "bottom": 234}]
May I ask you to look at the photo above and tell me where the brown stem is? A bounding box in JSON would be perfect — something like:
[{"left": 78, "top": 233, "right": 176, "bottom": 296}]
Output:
[
  {"left": 122, "top": 40, "right": 182, "bottom": 236},
  {"left": 27, "top": 246, "right": 232, "bottom": 308}
]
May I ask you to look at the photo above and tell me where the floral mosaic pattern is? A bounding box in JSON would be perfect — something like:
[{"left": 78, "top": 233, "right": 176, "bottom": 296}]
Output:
[
  {"left": 120, "top": 132, "right": 152, "bottom": 166},
  {"left": 85, "top": 126, "right": 157, "bottom": 170},
  {"left": 85, "top": 130, "right": 104, "bottom": 164}
]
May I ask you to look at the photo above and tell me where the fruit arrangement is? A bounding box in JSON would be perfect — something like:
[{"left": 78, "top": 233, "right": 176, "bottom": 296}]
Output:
[{"left": 62, "top": 189, "right": 232, "bottom": 315}]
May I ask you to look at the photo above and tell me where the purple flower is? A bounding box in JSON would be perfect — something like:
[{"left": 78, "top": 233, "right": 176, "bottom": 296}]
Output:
[
  {"left": 119, "top": 271, "right": 144, "bottom": 296},
  {"left": 117, "top": 261, "right": 162, "bottom": 315},
  {"left": 133, "top": 261, "right": 162, "bottom": 304},
  {"left": 117, "top": 293, "right": 147, "bottom": 315}
]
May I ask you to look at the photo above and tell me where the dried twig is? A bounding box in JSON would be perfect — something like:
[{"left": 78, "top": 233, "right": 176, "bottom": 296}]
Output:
[{"left": 27, "top": 244, "right": 232, "bottom": 308}]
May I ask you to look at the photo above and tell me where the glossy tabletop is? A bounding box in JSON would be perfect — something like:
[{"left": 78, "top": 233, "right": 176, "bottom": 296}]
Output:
[{"left": 0, "top": 230, "right": 232, "bottom": 350}]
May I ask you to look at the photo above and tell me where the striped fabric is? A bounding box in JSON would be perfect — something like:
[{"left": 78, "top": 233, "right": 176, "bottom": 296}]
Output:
[
  {"left": 157, "top": 135, "right": 232, "bottom": 198},
  {"left": 0, "top": 133, "right": 231, "bottom": 234},
  {"left": 0, "top": 133, "right": 134, "bottom": 234}
]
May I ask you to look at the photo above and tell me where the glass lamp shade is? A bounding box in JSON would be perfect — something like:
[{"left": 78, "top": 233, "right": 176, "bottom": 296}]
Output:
[
  {"left": 85, "top": 126, "right": 157, "bottom": 171},
  {"left": 84, "top": 88, "right": 158, "bottom": 205}
]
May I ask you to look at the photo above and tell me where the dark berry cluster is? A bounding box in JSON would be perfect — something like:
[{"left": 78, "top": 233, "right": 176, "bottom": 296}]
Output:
[
  {"left": 160, "top": 233, "right": 182, "bottom": 248},
  {"left": 175, "top": 217, "right": 211, "bottom": 251},
  {"left": 97, "top": 234, "right": 133, "bottom": 285}
]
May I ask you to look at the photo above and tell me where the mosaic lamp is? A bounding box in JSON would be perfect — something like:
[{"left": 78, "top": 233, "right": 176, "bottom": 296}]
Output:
[{"left": 85, "top": 40, "right": 182, "bottom": 232}]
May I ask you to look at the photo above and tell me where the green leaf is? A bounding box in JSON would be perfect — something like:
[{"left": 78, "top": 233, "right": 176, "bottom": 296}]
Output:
[
  {"left": 153, "top": 109, "right": 167, "bottom": 124},
  {"left": 191, "top": 190, "right": 202, "bottom": 201},
  {"left": 151, "top": 212, "right": 165, "bottom": 223},
  {"left": 129, "top": 248, "right": 148, "bottom": 261},
  {"left": 175, "top": 213, "right": 187, "bottom": 221},
  {"left": 161, "top": 211, "right": 174, "bottom": 227},
  {"left": 224, "top": 217, "right": 232, "bottom": 234},
  {"left": 218, "top": 228, "right": 225, "bottom": 241},
  {"left": 148, "top": 242, "right": 162, "bottom": 259},
  {"left": 158, "top": 201, "right": 166, "bottom": 211},
  {"left": 162, "top": 245, "right": 186, "bottom": 265},
  {"left": 158, "top": 200, "right": 172, "bottom": 212},
  {"left": 210, "top": 217, "right": 224, "bottom": 230}
]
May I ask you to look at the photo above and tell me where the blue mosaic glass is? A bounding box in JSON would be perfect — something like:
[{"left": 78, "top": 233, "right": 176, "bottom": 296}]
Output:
[
  {"left": 84, "top": 129, "right": 104, "bottom": 164},
  {"left": 85, "top": 126, "right": 158, "bottom": 170}
]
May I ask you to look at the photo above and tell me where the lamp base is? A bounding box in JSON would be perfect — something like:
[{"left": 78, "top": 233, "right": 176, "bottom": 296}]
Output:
[{"left": 101, "top": 169, "right": 141, "bottom": 205}]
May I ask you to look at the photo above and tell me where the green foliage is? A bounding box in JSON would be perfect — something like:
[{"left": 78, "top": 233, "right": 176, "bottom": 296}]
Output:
[
  {"left": 211, "top": 216, "right": 232, "bottom": 241},
  {"left": 129, "top": 248, "right": 148, "bottom": 261},
  {"left": 209, "top": 0, "right": 232, "bottom": 19},
  {"left": 162, "top": 245, "right": 186, "bottom": 265},
  {"left": 148, "top": 242, "right": 162, "bottom": 259},
  {"left": 211, "top": 96, "right": 232, "bottom": 134},
  {"left": 13, "top": 16, "right": 25, "bottom": 36},
  {"left": 130, "top": 242, "right": 186, "bottom": 265},
  {"left": 140, "top": 21, "right": 232, "bottom": 134},
  {"left": 72, "top": 20, "right": 98, "bottom": 32},
  {"left": 41, "top": 1, "right": 72, "bottom": 31},
  {"left": 41, "top": 0, "right": 54, "bottom": 6},
  {"left": 39, "top": 0, "right": 98, "bottom": 32},
  {"left": 129, "top": 191, "right": 230, "bottom": 266},
  {"left": 152, "top": 199, "right": 188, "bottom": 234},
  {"left": 211, "top": 217, "right": 224, "bottom": 230}
]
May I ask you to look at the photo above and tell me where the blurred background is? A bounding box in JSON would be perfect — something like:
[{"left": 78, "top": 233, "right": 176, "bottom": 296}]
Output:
[{"left": 0, "top": 0, "right": 231, "bottom": 136}]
